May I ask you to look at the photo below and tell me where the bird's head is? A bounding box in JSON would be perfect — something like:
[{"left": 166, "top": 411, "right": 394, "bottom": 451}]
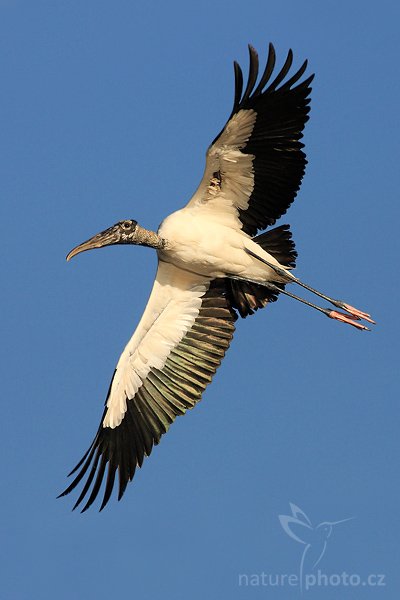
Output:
[
  {"left": 66, "top": 219, "right": 141, "bottom": 261},
  {"left": 316, "top": 517, "right": 354, "bottom": 541}
]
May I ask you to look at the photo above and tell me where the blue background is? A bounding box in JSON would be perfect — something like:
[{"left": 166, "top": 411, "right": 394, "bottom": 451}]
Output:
[{"left": 1, "top": 1, "right": 398, "bottom": 598}]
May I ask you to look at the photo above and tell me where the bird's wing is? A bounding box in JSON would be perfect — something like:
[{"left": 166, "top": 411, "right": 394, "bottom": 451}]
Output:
[
  {"left": 59, "top": 261, "right": 237, "bottom": 512},
  {"left": 186, "top": 43, "right": 314, "bottom": 235}
]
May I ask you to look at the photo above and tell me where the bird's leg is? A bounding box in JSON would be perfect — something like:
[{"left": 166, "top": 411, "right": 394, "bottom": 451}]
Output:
[
  {"left": 244, "top": 248, "right": 375, "bottom": 325},
  {"left": 229, "top": 276, "right": 371, "bottom": 331}
]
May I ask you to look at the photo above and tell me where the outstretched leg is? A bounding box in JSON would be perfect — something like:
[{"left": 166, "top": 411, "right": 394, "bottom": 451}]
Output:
[
  {"left": 244, "top": 248, "right": 375, "bottom": 325},
  {"left": 229, "top": 276, "right": 372, "bottom": 331}
]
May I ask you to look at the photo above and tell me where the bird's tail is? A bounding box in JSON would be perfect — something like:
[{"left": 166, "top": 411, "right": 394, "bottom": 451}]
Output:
[{"left": 228, "top": 224, "right": 297, "bottom": 318}]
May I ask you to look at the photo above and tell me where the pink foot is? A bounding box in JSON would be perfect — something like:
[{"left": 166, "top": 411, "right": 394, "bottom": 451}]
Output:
[
  {"left": 328, "top": 310, "right": 370, "bottom": 331},
  {"left": 341, "top": 303, "right": 376, "bottom": 324}
]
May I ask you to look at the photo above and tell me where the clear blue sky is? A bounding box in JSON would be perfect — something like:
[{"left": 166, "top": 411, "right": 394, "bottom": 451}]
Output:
[{"left": 1, "top": 1, "right": 399, "bottom": 598}]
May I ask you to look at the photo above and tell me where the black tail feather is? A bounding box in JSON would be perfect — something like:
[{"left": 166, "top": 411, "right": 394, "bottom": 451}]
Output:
[
  {"left": 253, "top": 224, "right": 297, "bottom": 267},
  {"left": 228, "top": 224, "right": 296, "bottom": 318}
]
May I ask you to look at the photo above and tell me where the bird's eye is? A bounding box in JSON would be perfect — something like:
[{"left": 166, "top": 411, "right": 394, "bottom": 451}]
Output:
[{"left": 122, "top": 221, "right": 132, "bottom": 230}]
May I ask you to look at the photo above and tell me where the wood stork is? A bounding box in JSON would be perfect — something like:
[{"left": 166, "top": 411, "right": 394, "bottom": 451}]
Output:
[{"left": 59, "top": 43, "right": 374, "bottom": 512}]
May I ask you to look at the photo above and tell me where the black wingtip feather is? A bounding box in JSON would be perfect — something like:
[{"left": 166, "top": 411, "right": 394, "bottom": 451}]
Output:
[
  {"left": 72, "top": 448, "right": 102, "bottom": 511},
  {"left": 99, "top": 461, "right": 117, "bottom": 512},
  {"left": 232, "top": 61, "right": 243, "bottom": 117},
  {"left": 241, "top": 45, "right": 259, "bottom": 105},
  {"left": 57, "top": 439, "right": 99, "bottom": 500},
  {"left": 80, "top": 453, "right": 108, "bottom": 513},
  {"left": 66, "top": 436, "right": 97, "bottom": 477},
  {"left": 252, "top": 43, "right": 276, "bottom": 98},
  {"left": 278, "top": 59, "right": 308, "bottom": 92},
  {"left": 265, "top": 48, "right": 293, "bottom": 92}
]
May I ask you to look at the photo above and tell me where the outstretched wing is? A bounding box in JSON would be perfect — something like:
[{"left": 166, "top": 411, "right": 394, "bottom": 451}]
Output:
[
  {"left": 187, "top": 43, "right": 314, "bottom": 235},
  {"left": 59, "top": 261, "right": 237, "bottom": 512}
]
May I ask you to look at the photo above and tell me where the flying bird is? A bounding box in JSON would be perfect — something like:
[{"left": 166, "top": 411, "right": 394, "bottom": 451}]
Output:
[{"left": 59, "top": 43, "right": 374, "bottom": 512}]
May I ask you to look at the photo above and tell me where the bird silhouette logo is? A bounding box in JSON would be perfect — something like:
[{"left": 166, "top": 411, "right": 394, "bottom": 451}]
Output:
[{"left": 279, "top": 503, "right": 353, "bottom": 593}]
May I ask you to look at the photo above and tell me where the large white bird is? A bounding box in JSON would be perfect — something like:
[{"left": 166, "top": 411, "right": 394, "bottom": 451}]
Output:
[{"left": 59, "top": 43, "right": 374, "bottom": 512}]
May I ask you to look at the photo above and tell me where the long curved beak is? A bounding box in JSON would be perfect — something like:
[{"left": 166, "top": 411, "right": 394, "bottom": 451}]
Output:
[{"left": 66, "top": 226, "right": 119, "bottom": 261}]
